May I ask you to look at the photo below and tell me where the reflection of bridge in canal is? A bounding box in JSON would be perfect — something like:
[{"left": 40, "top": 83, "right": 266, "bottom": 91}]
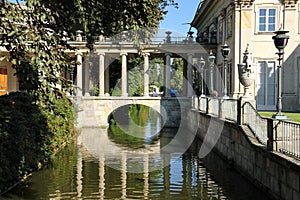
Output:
[{"left": 75, "top": 127, "right": 227, "bottom": 200}]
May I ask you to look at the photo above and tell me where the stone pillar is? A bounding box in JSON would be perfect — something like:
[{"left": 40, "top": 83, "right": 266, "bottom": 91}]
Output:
[
  {"left": 76, "top": 51, "right": 83, "bottom": 96},
  {"left": 98, "top": 52, "right": 105, "bottom": 96},
  {"left": 121, "top": 52, "right": 128, "bottom": 97},
  {"left": 7, "top": 66, "right": 18, "bottom": 92},
  {"left": 165, "top": 53, "right": 171, "bottom": 97},
  {"left": 143, "top": 53, "right": 150, "bottom": 97},
  {"left": 84, "top": 57, "right": 90, "bottom": 96},
  {"left": 105, "top": 56, "right": 110, "bottom": 94},
  {"left": 183, "top": 59, "right": 188, "bottom": 96},
  {"left": 187, "top": 53, "right": 194, "bottom": 97}
]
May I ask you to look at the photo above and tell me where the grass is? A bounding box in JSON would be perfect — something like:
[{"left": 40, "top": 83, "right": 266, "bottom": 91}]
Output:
[{"left": 259, "top": 112, "right": 300, "bottom": 123}]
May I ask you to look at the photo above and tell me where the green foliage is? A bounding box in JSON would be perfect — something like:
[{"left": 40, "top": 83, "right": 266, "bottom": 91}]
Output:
[
  {"left": 22, "top": 0, "right": 178, "bottom": 48},
  {"left": 171, "top": 58, "right": 184, "bottom": 93},
  {"left": 0, "top": 92, "right": 76, "bottom": 192}
]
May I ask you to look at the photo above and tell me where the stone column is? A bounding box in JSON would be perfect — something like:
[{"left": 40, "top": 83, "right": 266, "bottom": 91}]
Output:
[
  {"left": 105, "top": 56, "right": 110, "bottom": 94},
  {"left": 187, "top": 53, "right": 194, "bottom": 97},
  {"left": 98, "top": 52, "right": 105, "bottom": 96},
  {"left": 164, "top": 53, "right": 171, "bottom": 97},
  {"left": 121, "top": 52, "right": 128, "bottom": 97},
  {"left": 143, "top": 53, "right": 150, "bottom": 97},
  {"left": 7, "top": 66, "right": 18, "bottom": 92},
  {"left": 76, "top": 51, "right": 83, "bottom": 96},
  {"left": 84, "top": 57, "right": 90, "bottom": 96}
]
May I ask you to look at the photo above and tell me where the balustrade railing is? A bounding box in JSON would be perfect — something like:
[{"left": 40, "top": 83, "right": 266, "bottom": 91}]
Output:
[
  {"left": 274, "top": 120, "right": 300, "bottom": 158},
  {"left": 222, "top": 99, "right": 238, "bottom": 122},
  {"left": 191, "top": 96, "right": 300, "bottom": 159},
  {"left": 209, "top": 98, "right": 219, "bottom": 117},
  {"left": 242, "top": 102, "right": 268, "bottom": 145},
  {"left": 67, "top": 35, "right": 195, "bottom": 45}
]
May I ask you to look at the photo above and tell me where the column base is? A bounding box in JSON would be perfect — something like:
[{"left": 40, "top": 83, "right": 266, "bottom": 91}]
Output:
[{"left": 272, "top": 113, "right": 287, "bottom": 120}]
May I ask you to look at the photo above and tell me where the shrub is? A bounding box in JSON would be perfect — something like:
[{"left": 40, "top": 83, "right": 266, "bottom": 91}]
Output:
[{"left": 0, "top": 92, "right": 76, "bottom": 192}]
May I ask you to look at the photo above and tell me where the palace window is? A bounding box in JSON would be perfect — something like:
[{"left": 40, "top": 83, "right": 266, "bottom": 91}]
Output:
[
  {"left": 227, "top": 14, "right": 232, "bottom": 37},
  {"left": 218, "top": 18, "right": 223, "bottom": 43},
  {"left": 259, "top": 8, "right": 276, "bottom": 32}
]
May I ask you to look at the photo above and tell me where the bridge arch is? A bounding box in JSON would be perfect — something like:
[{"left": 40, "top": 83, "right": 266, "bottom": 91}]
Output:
[{"left": 77, "top": 96, "right": 190, "bottom": 128}]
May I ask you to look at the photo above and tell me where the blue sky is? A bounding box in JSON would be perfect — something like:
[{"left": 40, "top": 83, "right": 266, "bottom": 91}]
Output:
[{"left": 159, "top": 0, "right": 200, "bottom": 36}]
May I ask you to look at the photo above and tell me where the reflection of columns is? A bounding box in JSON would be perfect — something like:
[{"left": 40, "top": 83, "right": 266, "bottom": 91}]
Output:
[
  {"left": 99, "top": 154, "right": 105, "bottom": 200},
  {"left": 187, "top": 53, "right": 194, "bottom": 97},
  {"left": 121, "top": 52, "right": 128, "bottom": 97},
  {"left": 76, "top": 152, "right": 83, "bottom": 198},
  {"left": 143, "top": 53, "right": 150, "bottom": 97},
  {"left": 84, "top": 57, "right": 90, "bottom": 96},
  {"left": 143, "top": 154, "right": 149, "bottom": 198},
  {"left": 165, "top": 53, "right": 171, "bottom": 97},
  {"left": 76, "top": 51, "right": 83, "bottom": 96},
  {"left": 121, "top": 153, "right": 127, "bottom": 199},
  {"left": 98, "top": 52, "right": 105, "bottom": 96},
  {"left": 163, "top": 153, "right": 170, "bottom": 195}
]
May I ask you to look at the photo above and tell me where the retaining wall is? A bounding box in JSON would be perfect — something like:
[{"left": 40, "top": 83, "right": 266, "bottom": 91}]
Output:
[{"left": 185, "top": 109, "right": 300, "bottom": 200}]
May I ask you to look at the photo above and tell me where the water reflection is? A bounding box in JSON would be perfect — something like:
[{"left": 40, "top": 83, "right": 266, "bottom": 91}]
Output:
[
  {"left": 2, "top": 105, "right": 271, "bottom": 200},
  {"left": 3, "top": 128, "right": 271, "bottom": 200}
]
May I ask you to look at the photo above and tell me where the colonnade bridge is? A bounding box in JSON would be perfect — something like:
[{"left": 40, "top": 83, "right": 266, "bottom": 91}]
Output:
[{"left": 68, "top": 31, "right": 208, "bottom": 128}]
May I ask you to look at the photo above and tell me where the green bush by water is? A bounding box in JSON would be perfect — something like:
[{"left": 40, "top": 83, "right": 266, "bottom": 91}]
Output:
[{"left": 0, "top": 92, "right": 76, "bottom": 193}]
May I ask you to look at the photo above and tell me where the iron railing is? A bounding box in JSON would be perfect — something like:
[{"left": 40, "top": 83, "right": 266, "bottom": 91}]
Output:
[{"left": 278, "top": 120, "right": 300, "bottom": 158}]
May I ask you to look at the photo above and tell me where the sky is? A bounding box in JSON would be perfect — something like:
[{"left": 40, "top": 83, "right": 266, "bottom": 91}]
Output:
[{"left": 159, "top": 0, "right": 200, "bottom": 37}]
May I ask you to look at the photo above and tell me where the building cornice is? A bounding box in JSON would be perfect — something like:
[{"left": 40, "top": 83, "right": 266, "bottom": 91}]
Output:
[
  {"left": 233, "top": 0, "right": 255, "bottom": 8},
  {"left": 281, "top": 0, "right": 298, "bottom": 8}
]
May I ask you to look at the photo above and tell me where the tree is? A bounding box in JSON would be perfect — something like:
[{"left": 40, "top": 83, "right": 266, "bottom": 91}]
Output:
[
  {"left": 171, "top": 58, "right": 184, "bottom": 94},
  {"left": 0, "top": 0, "right": 178, "bottom": 100}
]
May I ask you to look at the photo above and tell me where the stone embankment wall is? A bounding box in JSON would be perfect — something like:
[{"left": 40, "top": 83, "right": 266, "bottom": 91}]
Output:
[{"left": 185, "top": 109, "right": 300, "bottom": 200}]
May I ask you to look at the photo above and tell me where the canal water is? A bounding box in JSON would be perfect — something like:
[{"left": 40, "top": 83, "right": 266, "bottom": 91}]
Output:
[{"left": 1, "top": 105, "right": 271, "bottom": 200}]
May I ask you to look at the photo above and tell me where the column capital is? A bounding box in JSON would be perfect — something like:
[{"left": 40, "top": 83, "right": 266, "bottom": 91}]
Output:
[
  {"left": 97, "top": 52, "right": 105, "bottom": 56},
  {"left": 75, "top": 51, "right": 84, "bottom": 56},
  {"left": 142, "top": 52, "right": 150, "bottom": 57},
  {"left": 165, "top": 53, "right": 172, "bottom": 57},
  {"left": 187, "top": 53, "right": 194, "bottom": 57},
  {"left": 120, "top": 52, "right": 128, "bottom": 56}
]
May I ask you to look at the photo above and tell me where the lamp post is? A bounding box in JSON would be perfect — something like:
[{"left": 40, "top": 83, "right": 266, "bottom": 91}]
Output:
[
  {"left": 208, "top": 50, "right": 215, "bottom": 96},
  {"left": 221, "top": 43, "right": 231, "bottom": 99},
  {"left": 272, "top": 27, "right": 289, "bottom": 120},
  {"left": 198, "top": 56, "right": 206, "bottom": 97}
]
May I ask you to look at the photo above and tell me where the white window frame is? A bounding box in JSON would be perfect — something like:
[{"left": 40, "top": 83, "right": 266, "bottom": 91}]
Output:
[{"left": 258, "top": 8, "right": 276, "bottom": 32}]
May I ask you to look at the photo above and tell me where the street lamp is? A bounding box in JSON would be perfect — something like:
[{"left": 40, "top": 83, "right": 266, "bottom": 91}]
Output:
[
  {"left": 198, "top": 56, "right": 206, "bottom": 97},
  {"left": 221, "top": 42, "right": 231, "bottom": 99},
  {"left": 272, "top": 27, "right": 289, "bottom": 120},
  {"left": 208, "top": 50, "right": 215, "bottom": 96}
]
